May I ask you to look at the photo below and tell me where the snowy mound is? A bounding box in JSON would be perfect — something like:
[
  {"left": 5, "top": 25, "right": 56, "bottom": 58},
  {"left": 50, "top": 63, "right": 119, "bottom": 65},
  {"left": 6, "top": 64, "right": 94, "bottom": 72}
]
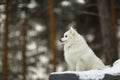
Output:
[{"left": 51, "top": 59, "right": 120, "bottom": 80}]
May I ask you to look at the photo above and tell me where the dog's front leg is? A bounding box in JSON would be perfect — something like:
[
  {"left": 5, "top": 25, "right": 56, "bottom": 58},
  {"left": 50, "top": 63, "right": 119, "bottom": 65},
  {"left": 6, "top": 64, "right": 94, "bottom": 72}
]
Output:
[
  {"left": 67, "top": 63, "right": 75, "bottom": 71},
  {"left": 76, "top": 62, "right": 85, "bottom": 71}
]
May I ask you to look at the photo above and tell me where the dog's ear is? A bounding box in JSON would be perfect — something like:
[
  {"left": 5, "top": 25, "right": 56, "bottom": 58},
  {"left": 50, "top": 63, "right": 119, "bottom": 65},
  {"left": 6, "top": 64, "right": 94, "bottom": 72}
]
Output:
[
  {"left": 70, "top": 27, "right": 76, "bottom": 35},
  {"left": 70, "top": 27, "right": 74, "bottom": 30}
]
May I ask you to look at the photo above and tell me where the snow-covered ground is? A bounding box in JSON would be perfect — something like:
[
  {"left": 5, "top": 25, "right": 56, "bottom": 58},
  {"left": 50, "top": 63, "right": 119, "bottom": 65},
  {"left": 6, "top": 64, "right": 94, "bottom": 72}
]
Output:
[{"left": 51, "top": 59, "right": 120, "bottom": 80}]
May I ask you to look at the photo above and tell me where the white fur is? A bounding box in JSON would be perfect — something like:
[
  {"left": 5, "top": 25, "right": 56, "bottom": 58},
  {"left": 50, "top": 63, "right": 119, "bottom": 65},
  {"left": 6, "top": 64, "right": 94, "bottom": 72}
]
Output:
[{"left": 60, "top": 27, "right": 105, "bottom": 71}]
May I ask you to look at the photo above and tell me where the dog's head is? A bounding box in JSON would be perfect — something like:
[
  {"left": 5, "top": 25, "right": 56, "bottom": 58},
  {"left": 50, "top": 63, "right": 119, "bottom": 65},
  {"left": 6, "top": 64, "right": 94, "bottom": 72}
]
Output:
[{"left": 60, "top": 27, "right": 77, "bottom": 44}]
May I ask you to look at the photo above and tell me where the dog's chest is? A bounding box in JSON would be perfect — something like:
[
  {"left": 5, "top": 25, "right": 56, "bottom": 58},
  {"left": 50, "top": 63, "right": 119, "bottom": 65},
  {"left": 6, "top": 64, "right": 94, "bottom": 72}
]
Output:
[
  {"left": 64, "top": 43, "right": 90, "bottom": 64},
  {"left": 64, "top": 45, "right": 82, "bottom": 63}
]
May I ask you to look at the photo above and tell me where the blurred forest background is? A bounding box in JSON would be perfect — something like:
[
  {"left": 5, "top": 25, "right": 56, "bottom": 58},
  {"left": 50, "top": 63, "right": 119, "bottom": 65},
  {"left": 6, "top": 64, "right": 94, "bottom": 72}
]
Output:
[{"left": 0, "top": 0, "right": 120, "bottom": 80}]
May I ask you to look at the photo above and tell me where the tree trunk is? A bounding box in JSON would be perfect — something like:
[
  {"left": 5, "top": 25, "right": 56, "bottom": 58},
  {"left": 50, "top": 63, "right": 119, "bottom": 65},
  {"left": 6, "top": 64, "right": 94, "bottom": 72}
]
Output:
[
  {"left": 48, "top": 0, "right": 57, "bottom": 72},
  {"left": 21, "top": 22, "right": 27, "bottom": 80},
  {"left": 2, "top": 0, "right": 10, "bottom": 80},
  {"left": 110, "top": 0, "right": 118, "bottom": 52},
  {"left": 97, "top": 0, "right": 118, "bottom": 65}
]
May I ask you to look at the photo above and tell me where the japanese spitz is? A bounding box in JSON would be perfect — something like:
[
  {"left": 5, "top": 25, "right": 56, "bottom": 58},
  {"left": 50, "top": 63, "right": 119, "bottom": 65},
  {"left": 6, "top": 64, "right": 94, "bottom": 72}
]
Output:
[{"left": 60, "top": 27, "right": 105, "bottom": 71}]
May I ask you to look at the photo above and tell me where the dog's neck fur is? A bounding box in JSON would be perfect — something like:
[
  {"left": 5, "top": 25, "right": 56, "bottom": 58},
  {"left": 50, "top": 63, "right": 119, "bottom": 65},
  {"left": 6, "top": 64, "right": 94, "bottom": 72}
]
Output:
[{"left": 64, "top": 34, "right": 88, "bottom": 51}]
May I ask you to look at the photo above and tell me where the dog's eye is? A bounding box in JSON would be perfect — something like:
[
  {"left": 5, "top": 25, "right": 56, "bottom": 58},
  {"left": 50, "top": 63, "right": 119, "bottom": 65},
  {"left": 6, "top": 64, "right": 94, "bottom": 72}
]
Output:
[{"left": 65, "top": 35, "right": 67, "bottom": 38}]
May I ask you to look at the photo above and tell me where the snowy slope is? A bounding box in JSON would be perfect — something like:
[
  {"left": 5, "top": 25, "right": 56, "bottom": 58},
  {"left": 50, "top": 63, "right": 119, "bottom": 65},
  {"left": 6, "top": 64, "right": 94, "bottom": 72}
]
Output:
[{"left": 51, "top": 59, "right": 120, "bottom": 80}]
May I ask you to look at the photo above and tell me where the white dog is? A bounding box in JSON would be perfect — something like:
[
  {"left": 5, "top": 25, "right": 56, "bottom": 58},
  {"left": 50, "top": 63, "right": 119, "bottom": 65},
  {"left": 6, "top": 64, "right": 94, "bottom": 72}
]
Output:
[{"left": 60, "top": 27, "right": 105, "bottom": 71}]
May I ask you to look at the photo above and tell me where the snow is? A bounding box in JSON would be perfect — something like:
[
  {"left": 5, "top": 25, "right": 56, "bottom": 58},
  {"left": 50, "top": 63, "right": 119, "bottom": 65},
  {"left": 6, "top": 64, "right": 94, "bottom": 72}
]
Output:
[
  {"left": 51, "top": 59, "right": 120, "bottom": 80},
  {"left": 113, "top": 59, "right": 120, "bottom": 67},
  {"left": 76, "top": 0, "right": 85, "bottom": 4},
  {"left": 27, "top": 0, "right": 37, "bottom": 9},
  {"left": 61, "top": 1, "right": 71, "bottom": 6}
]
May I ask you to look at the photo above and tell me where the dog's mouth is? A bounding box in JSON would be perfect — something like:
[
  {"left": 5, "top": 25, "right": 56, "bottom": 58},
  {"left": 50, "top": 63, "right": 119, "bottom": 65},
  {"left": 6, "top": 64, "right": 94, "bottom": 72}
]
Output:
[
  {"left": 59, "top": 39, "right": 63, "bottom": 42},
  {"left": 59, "top": 39, "right": 65, "bottom": 43}
]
